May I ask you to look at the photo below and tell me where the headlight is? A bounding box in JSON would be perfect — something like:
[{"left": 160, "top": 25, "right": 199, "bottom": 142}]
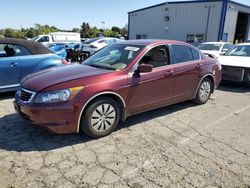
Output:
[{"left": 35, "top": 86, "right": 84, "bottom": 103}]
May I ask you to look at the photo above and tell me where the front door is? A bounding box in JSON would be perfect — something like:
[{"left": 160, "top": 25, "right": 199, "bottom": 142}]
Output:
[{"left": 126, "top": 45, "right": 176, "bottom": 115}]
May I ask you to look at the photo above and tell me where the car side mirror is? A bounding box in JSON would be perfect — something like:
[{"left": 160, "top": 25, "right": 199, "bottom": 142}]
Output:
[{"left": 134, "top": 64, "right": 153, "bottom": 77}]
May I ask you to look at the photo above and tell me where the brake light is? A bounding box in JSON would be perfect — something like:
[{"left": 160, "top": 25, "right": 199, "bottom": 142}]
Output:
[{"left": 61, "top": 59, "right": 69, "bottom": 64}]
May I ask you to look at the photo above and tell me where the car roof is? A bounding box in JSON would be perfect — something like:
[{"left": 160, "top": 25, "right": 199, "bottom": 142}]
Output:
[
  {"left": 237, "top": 42, "right": 250, "bottom": 46},
  {"left": 0, "top": 37, "right": 52, "bottom": 55},
  {"left": 201, "top": 42, "right": 231, "bottom": 45},
  {"left": 116, "top": 39, "right": 191, "bottom": 46}
]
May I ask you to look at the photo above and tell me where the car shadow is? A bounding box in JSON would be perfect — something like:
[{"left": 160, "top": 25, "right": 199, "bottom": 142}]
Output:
[
  {"left": 0, "top": 91, "right": 15, "bottom": 100},
  {"left": 217, "top": 83, "right": 250, "bottom": 93},
  {"left": 0, "top": 101, "right": 196, "bottom": 152}
]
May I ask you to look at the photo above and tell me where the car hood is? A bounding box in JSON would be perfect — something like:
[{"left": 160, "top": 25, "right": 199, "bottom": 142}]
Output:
[
  {"left": 22, "top": 63, "right": 112, "bottom": 91},
  {"left": 217, "top": 56, "right": 250, "bottom": 68}
]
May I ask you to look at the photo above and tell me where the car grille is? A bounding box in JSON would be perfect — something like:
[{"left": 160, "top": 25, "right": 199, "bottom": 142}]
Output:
[
  {"left": 19, "top": 89, "right": 36, "bottom": 103},
  {"left": 222, "top": 65, "right": 245, "bottom": 82}
]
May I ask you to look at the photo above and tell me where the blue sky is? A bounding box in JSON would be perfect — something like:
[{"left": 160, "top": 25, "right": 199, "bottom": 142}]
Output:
[{"left": 1, "top": 0, "right": 250, "bottom": 30}]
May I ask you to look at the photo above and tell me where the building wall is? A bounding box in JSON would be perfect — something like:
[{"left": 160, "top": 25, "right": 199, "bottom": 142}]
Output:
[
  {"left": 129, "top": 1, "right": 223, "bottom": 43},
  {"left": 223, "top": 2, "right": 250, "bottom": 43}
]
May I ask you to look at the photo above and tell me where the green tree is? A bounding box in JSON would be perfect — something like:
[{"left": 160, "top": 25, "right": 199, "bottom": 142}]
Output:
[
  {"left": 80, "top": 22, "right": 91, "bottom": 38},
  {"left": 72, "top": 28, "right": 80, "bottom": 33},
  {"left": 4, "top": 28, "right": 16, "bottom": 38},
  {"left": 111, "top": 26, "right": 121, "bottom": 33}
]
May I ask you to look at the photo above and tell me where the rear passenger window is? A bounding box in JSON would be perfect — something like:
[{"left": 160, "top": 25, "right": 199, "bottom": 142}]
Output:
[
  {"left": 172, "top": 45, "right": 193, "bottom": 64},
  {"left": 191, "top": 48, "right": 200, "bottom": 60},
  {"left": 15, "top": 45, "right": 31, "bottom": 56}
]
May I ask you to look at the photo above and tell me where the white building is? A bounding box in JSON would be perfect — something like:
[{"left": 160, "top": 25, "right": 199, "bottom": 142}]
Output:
[{"left": 128, "top": 0, "right": 250, "bottom": 44}]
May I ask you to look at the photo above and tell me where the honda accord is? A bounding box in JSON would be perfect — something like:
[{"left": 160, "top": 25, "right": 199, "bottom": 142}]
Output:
[{"left": 14, "top": 40, "right": 221, "bottom": 138}]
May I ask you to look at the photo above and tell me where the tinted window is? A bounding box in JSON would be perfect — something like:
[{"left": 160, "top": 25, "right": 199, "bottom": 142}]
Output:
[
  {"left": 15, "top": 45, "right": 32, "bottom": 56},
  {"left": 172, "top": 45, "right": 193, "bottom": 64},
  {"left": 191, "top": 48, "right": 200, "bottom": 60}
]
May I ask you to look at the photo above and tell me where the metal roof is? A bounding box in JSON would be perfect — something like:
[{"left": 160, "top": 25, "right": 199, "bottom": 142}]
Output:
[{"left": 128, "top": 0, "right": 250, "bottom": 14}]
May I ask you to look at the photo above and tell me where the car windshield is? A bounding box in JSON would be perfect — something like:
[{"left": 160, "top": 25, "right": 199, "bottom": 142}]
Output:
[
  {"left": 83, "top": 44, "right": 144, "bottom": 70},
  {"left": 84, "top": 38, "right": 99, "bottom": 44},
  {"left": 31, "top": 36, "right": 40, "bottom": 41},
  {"left": 224, "top": 45, "right": 250, "bottom": 57},
  {"left": 197, "top": 43, "right": 222, "bottom": 51}
]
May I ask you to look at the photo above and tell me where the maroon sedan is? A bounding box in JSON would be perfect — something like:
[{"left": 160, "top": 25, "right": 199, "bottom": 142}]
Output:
[{"left": 14, "top": 40, "right": 221, "bottom": 138}]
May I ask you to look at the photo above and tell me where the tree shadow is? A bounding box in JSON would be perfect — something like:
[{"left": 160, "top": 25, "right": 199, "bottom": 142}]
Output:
[{"left": 0, "top": 101, "right": 197, "bottom": 152}]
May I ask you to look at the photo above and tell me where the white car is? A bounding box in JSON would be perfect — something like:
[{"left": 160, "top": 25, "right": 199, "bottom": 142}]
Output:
[
  {"left": 81, "top": 37, "right": 121, "bottom": 58},
  {"left": 217, "top": 43, "right": 250, "bottom": 84},
  {"left": 197, "top": 42, "right": 234, "bottom": 57}
]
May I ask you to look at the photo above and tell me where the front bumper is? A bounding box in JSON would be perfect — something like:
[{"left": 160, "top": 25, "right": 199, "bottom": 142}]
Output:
[
  {"left": 14, "top": 97, "right": 80, "bottom": 134},
  {"left": 222, "top": 65, "right": 250, "bottom": 84}
]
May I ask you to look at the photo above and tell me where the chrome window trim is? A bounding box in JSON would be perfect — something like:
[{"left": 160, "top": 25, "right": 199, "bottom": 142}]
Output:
[
  {"left": 76, "top": 91, "right": 126, "bottom": 133},
  {"left": 20, "top": 88, "right": 36, "bottom": 103},
  {"left": 0, "top": 84, "right": 20, "bottom": 89}
]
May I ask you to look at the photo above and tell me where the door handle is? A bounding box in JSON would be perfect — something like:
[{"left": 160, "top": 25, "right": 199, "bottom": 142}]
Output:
[
  {"left": 164, "top": 70, "right": 174, "bottom": 77},
  {"left": 9, "top": 62, "right": 18, "bottom": 67},
  {"left": 195, "top": 63, "right": 202, "bottom": 69}
]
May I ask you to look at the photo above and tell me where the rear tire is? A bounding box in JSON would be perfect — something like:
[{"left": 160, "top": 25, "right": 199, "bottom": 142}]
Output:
[
  {"left": 194, "top": 78, "right": 212, "bottom": 104},
  {"left": 81, "top": 97, "right": 120, "bottom": 138}
]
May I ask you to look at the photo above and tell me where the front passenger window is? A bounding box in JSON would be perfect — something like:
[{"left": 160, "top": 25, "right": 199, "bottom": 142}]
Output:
[{"left": 139, "top": 45, "right": 169, "bottom": 68}]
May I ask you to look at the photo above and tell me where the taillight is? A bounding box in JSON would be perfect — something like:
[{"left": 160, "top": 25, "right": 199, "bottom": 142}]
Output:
[
  {"left": 61, "top": 59, "right": 69, "bottom": 64},
  {"left": 90, "top": 45, "right": 97, "bottom": 49}
]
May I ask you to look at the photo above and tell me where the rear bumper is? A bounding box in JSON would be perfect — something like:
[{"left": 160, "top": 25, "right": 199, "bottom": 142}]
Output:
[
  {"left": 14, "top": 98, "right": 79, "bottom": 134},
  {"left": 222, "top": 65, "right": 250, "bottom": 84}
]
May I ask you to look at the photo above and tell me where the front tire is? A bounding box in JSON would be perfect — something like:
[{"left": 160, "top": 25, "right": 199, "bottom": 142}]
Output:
[
  {"left": 81, "top": 97, "right": 120, "bottom": 138},
  {"left": 194, "top": 78, "right": 212, "bottom": 104}
]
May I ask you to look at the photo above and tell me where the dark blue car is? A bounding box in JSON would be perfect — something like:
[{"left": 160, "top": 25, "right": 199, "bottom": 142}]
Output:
[{"left": 0, "top": 38, "right": 68, "bottom": 93}]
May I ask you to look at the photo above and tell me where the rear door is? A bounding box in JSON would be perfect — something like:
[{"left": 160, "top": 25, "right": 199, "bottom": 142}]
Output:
[
  {"left": 0, "top": 43, "right": 20, "bottom": 88},
  {"left": 170, "top": 44, "right": 202, "bottom": 100}
]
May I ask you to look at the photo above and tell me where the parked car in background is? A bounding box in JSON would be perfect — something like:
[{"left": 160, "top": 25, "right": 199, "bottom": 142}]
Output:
[
  {"left": 197, "top": 42, "right": 234, "bottom": 57},
  {"left": 0, "top": 38, "right": 68, "bottom": 93},
  {"left": 14, "top": 39, "right": 221, "bottom": 138},
  {"left": 217, "top": 43, "right": 250, "bottom": 84},
  {"left": 48, "top": 42, "right": 82, "bottom": 60},
  {"left": 32, "top": 32, "right": 81, "bottom": 47},
  {"left": 48, "top": 43, "right": 68, "bottom": 59},
  {"left": 81, "top": 37, "right": 122, "bottom": 58}
]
